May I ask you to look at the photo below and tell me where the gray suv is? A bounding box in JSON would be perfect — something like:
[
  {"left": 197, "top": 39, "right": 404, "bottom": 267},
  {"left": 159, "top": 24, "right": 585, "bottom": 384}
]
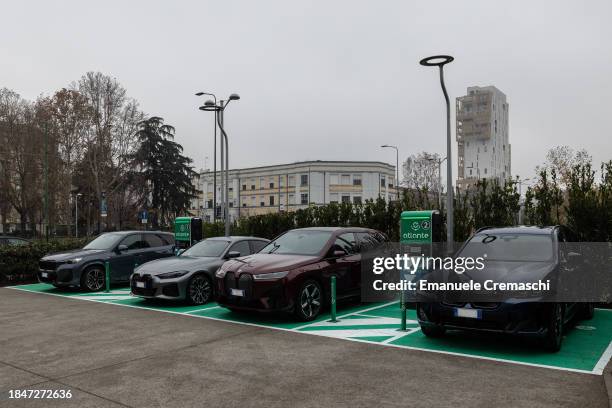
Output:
[
  {"left": 38, "top": 231, "right": 175, "bottom": 291},
  {"left": 131, "top": 236, "right": 269, "bottom": 305}
]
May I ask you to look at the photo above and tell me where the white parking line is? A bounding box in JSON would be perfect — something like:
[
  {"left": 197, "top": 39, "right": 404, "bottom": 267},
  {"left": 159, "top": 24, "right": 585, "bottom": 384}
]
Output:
[{"left": 8, "top": 286, "right": 610, "bottom": 375}]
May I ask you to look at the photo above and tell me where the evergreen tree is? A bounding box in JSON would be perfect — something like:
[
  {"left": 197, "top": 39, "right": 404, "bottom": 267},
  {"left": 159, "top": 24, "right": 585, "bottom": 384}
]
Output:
[{"left": 132, "top": 117, "right": 196, "bottom": 227}]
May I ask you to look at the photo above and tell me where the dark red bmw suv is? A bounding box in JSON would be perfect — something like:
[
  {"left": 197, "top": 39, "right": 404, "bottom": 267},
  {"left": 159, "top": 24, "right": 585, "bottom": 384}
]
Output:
[{"left": 215, "top": 227, "right": 387, "bottom": 321}]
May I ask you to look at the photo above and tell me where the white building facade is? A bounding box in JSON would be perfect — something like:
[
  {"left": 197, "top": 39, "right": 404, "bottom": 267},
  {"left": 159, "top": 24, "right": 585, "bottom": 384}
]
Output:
[
  {"left": 456, "top": 86, "right": 511, "bottom": 189},
  {"left": 190, "top": 161, "right": 396, "bottom": 222}
]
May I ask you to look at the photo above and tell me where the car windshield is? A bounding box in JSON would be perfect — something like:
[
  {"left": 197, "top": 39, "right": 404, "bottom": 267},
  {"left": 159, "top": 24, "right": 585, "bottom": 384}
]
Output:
[
  {"left": 181, "top": 239, "right": 229, "bottom": 257},
  {"left": 261, "top": 230, "right": 333, "bottom": 255},
  {"left": 459, "top": 233, "right": 554, "bottom": 262},
  {"left": 83, "top": 233, "right": 123, "bottom": 250}
]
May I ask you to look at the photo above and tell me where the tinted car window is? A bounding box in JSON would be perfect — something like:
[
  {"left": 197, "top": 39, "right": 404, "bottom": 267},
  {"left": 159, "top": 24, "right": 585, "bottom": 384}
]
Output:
[
  {"left": 119, "top": 234, "right": 144, "bottom": 250},
  {"left": 84, "top": 233, "right": 123, "bottom": 250},
  {"left": 356, "top": 232, "right": 380, "bottom": 251},
  {"left": 229, "top": 241, "right": 250, "bottom": 256},
  {"left": 8, "top": 238, "right": 28, "bottom": 246},
  {"left": 158, "top": 234, "right": 174, "bottom": 246},
  {"left": 334, "top": 233, "right": 357, "bottom": 254},
  {"left": 144, "top": 234, "right": 164, "bottom": 248},
  {"left": 251, "top": 240, "right": 268, "bottom": 253},
  {"left": 261, "top": 230, "right": 333, "bottom": 255}
]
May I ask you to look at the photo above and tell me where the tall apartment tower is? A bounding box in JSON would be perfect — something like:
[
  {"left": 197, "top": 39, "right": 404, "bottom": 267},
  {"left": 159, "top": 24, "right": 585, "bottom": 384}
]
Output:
[{"left": 456, "top": 86, "right": 510, "bottom": 190}]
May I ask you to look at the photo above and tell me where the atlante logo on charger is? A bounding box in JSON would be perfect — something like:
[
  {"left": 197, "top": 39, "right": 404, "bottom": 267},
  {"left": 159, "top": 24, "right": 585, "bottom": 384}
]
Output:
[{"left": 372, "top": 254, "right": 486, "bottom": 275}]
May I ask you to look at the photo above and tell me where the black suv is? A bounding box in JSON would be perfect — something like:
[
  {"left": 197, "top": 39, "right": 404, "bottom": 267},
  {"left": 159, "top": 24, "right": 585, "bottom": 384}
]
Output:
[{"left": 38, "top": 231, "right": 175, "bottom": 291}]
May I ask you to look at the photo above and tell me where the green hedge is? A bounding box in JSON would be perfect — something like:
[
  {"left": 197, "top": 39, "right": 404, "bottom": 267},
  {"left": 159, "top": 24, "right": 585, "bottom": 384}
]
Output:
[{"left": 0, "top": 238, "right": 89, "bottom": 285}]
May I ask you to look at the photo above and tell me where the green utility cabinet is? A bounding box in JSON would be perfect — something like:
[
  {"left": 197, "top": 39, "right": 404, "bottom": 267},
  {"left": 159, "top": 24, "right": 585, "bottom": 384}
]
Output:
[{"left": 399, "top": 210, "right": 441, "bottom": 244}]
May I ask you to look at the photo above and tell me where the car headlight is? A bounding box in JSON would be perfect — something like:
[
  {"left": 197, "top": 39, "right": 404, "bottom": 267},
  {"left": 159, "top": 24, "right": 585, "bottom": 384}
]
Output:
[
  {"left": 157, "top": 270, "right": 189, "bottom": 279},
  {"left": 252, "top": 271, "right": 289, "bottom": 281},
  {"left": 67, "top": 257, "right": 83, "bottom": 264},
  {"left": 215, "top": 268, "right": 227, "bottom": 279}
]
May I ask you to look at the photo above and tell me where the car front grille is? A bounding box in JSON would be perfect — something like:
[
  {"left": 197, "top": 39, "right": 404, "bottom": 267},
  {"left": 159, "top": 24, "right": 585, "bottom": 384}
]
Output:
[
  {"left": 39, "top": 260, "right": 63, "bottom": 271},
  {"left": 224, "top": 272, "right": 253, "bottom": 299},
  {"left": 131, "top": 274, "right": 155, "bottom": 296}
]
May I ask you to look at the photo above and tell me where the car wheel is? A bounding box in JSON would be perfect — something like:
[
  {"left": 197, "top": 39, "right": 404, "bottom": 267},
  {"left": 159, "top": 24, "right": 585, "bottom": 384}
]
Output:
[
  {"left": 187, "top": 274, "right": 212, "bottom": 305},
  {"left": 544, "top": 303, "right": 564, "bottom": 352},
  {"left": 81, "top": 266, "right": 105, "bottom": 292},
  {"left": 420, "top": 324, "right": 446, "bottom": 338},
  {"left": 580, "top": 303, "right": 595, "bottom": 320},
  {"left": 294, "top": 280, "right": 323, "bottom": 321}
]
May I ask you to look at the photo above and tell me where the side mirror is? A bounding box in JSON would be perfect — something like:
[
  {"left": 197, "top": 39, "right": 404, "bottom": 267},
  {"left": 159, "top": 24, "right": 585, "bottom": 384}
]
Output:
[
  {"left": 226, "top": 251, "right": 241, "bottom": 259},
  {"left": 117, "top": 244, "right": 128, "bottom": 253},
  {"left": 176, "top": 249, "right": 185, "bottom": 256},
  {"left": 332, "top": 250, "right": 346, "bottom": 258}
]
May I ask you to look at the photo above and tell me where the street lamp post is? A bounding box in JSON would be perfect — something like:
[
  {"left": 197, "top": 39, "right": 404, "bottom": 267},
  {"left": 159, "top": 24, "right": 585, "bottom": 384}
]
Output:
[
  {"left": 196, "top": 92, "right": 217, "bottom": 223},
  {"left": 426, "top": 156, "right": 447, "bottom": 210},
  {"left": 199, "top": 94, "right": 240, "bottom": 236},
  {"left": 381, "top": 145, "right": 400, "bottom": 200},
  {"left": 420, "top": 55, "right": 454, "bottom": 246},
  {"left": 515, "top": 176, "right": 532, "bottom": 224},
  {"left": 74, "top": 193, "right": 82, "bottom": 238}
]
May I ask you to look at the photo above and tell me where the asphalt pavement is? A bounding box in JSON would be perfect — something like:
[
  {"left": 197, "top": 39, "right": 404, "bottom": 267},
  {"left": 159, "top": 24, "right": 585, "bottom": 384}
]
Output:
[{"left": 0, "top": 288, "right": 609, "bottom": 408}]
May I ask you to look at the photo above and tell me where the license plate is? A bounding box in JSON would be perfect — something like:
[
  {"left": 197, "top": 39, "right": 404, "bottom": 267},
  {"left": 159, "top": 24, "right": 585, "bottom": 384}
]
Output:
[
  {"left": 454, "top": 308, "right": 481, "bottom": 319},
  {"left": 41, "top": 272, "right": 48, "bottom": 278},
  {"left": 230, "top": 288, "right": 244, "bottom": 297},
  {"left": 136, "top": 281, "right": 145, "bottom": 288}
]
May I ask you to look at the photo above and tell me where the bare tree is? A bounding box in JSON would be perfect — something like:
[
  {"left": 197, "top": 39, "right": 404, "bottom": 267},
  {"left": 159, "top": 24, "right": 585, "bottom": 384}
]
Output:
[
  {"left": 542, "top": 145, "right": 592, "bottom": 188},
  {"left": 0, "top": 89, "right": 44, "bottom": 232},
  {"left": 402, "top": 151, "right": 442, "bottom": 192},
  {"left": 77, "top": 72, "right": 143, "bottom": 231}
]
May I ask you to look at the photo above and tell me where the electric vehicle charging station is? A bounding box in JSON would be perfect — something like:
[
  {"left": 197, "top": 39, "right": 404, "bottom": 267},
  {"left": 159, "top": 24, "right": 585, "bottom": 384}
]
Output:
[
  {"left": 174, "top": 216, "right": 203, "bottom": 252},
  {"left": 398, "top": 210, "right": 442, "bottom": 329}
]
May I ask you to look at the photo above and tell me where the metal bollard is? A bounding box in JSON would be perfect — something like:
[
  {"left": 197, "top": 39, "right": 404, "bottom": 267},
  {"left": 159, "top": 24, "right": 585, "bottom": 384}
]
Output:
[
  {"left": 105, "top": 261, "right": 110, "bottom": 293},
  {"left": 400, "top": 288, "right": 407, "bottom": 331},
  {"left": 329, "top": 275, "right": 338, "bottom": 323}
]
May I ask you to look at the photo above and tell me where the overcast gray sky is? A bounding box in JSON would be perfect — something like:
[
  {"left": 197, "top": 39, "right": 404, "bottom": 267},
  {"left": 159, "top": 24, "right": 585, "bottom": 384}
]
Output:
[{"left": 2, "top": 0, "right": 611, "bottom": 186}]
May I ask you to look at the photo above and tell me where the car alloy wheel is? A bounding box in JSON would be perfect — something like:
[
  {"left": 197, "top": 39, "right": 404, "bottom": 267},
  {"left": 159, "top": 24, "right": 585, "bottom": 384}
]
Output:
[
  {"left": 83, "top": 267, "right": 105, "bottom": 292},
  {"left": 297, "top": 281, "right": 322, "bottom": 321},
  {"left": 544, "top": 303, "right": 564, "bottom": 352},
  {"left": 188, "top": 275, "right": 212, "bottom": 305}
]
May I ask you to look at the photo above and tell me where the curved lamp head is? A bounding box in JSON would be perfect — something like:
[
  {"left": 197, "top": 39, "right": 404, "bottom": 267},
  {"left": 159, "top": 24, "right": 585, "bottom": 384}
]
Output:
[
  {"left": 228, "top": 93, "right": 240, "bottom": 101},
  {"left": 195, "top": 92, "right": 204, "bottom": 96},
  {"left": 419, "top": 55, "right": 454, "bottom": 67},
  {"left": 199, "top": 100, "right": 221, "bottom": 111}
]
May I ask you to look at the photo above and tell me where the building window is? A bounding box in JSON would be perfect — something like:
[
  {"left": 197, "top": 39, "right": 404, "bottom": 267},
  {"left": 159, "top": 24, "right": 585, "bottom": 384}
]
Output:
[
  {"left": 469, "top": 169, "right": 472, "bottom": 176},
  {"left": 288, "top": 193, "right": 295, "bottom": 204},
  {"left": 269, "top": 182, "right": 274, "bottom": 189},
  {"left": 329, "top": 193, "right": 338, "bottom": 203},
  {"left": 242, "top": 184, "right": 246, "bottom": 191},
  {"left": 207, "top": 200, "right": 213, "bottom": 209},
  {"left": 300, "top": 193, "right": 308, "bottom": 205},
  {"left": 353, "top": 196, "right": 362, "bottom": 204},
  {"left": 341, "top": 195, "right": 350, "bottom": 204},
  {"left": 260, "top": 201, "right": 265, "bottom": 207},
  {"left": 484, "top": 168, "right": 487, "bottom": 175},
  {"left": 288, "top": 175, "right": 295, "bottom": 187},
  {"left": 380, "top": 177, "right": 386, "bottom": 187},
  {"left": 341, "top": 174, "right": 350, "bottom": 185},
  {"left": 228, "top": 187, "right": 233, "bottom": 192},
  {"left": 242, "top": 203, "right": 246, "bottom": 207},
  {"left": 251, "top": 184, "right": 255, "bottom": 190},
  {"left": 229, "top": 202, "right": 233, "bottom": 208},
  {"left": 269, "top": 196, "right": 275, "bottom": 206},
  {"left": 330, "top": 174, "right": 339, "bottom": 185},
  {"left": 300, "top": 174, "right": 308, "bottom": 186},
  {"left": 353, "top": 175, "right": 362, "bottom": 186}
]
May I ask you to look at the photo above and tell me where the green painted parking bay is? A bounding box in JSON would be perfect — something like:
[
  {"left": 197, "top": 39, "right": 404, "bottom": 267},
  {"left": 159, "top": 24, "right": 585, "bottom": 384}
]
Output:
[{"left": 11, "top": 283, "right": 612, "bottom": 374}]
